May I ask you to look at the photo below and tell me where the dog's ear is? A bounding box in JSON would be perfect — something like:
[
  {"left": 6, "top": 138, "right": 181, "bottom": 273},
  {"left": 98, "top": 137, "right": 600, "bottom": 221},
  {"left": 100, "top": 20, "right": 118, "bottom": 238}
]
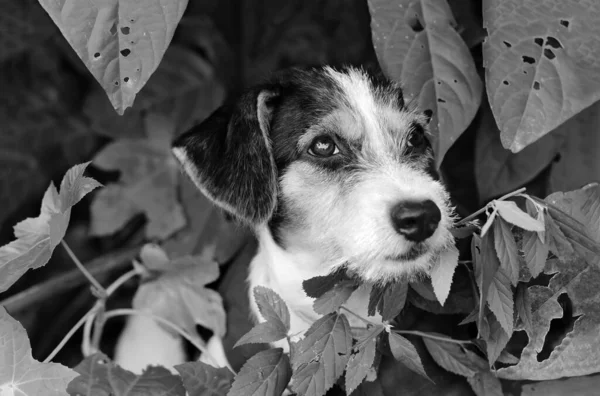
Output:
[{"left": 172, "top": 87, "right": 280, "bottom": 225}]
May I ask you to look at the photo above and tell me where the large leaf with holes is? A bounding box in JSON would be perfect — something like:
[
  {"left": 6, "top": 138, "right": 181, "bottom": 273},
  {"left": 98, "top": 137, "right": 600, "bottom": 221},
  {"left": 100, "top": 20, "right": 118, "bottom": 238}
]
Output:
[
  {"left": 497, "top": 184, "right": 600, "bottom": 380},
  {"left": 38, "top": 0, "right": 188, "bottom": 114},
  {"left": 368, "top": 0, "right": 482, "bottom": 167},
  {"left": 483, "top": 0, "right": 600, "bottom": 152}
]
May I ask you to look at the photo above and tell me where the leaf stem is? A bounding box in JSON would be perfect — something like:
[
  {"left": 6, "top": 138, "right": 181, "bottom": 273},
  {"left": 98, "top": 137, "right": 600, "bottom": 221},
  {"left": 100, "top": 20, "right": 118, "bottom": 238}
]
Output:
[
  {"left": 61, "top": 240, "right": 106, "bottom": 295},
  {"left": 340, "top": 306, "right": 377, "bottom": 326},
  {"left": 103, "top": 308, "right": 236, "bottom": 375},
  {"left": 43, "top": 305, "right": 97, "bottom": 363},
  {"left": 455, "top": 187, "right": 526, "bottom": 227},
  {"left": 392, "top": 329, "right": 471, "bottom": 345}
]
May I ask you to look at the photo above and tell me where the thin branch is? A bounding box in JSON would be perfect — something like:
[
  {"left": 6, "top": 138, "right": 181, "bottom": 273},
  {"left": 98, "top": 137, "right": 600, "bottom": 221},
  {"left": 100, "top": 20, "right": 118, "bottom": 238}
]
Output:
[
  {"left": 340, "top": 306, "right": 377, "bottom": 327},
  {"left": 455, "top": 187, "right": 527, "bottom": 227},
  {"left": 43, "top": 305, "right": 97, "bottom": 363},
  {"left": 392, "top": 329, "right": 471, "bottom": 345},
  {"left": 103, "top": 308, "right": 236, "bottom": 375},
  {"left": 61, "top": 240, "right": 106, "bottom": 294}
]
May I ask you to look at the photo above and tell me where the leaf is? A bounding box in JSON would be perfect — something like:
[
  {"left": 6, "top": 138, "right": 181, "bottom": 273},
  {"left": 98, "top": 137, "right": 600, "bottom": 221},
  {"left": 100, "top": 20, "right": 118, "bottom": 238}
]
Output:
[
  {"left": 483, "top": 313, "right": 511, "bottom": 365},
  {"left": 174, "top": 362, "right": 234, "bottom": 396},
  {"left": 0, "top": 162, "right": 100, "bottom": 293},
  {"left": 235, "top": 287, "right": 290, "bottom": 347},
  {"left": 290, "top": 313, "right": 352, "bottom": 396},
  {"left": 91, "top": 113, "right": 185, "bottom": 240},
  {"left": 493, "top": 217, "right": 520, "bottom": 285},
  {"left": 228, "top": 348, "right": 291, "bottom": 396},
  {"left": 483, "top": 0, "right": 600, "bottom": 152},
  {"left": 38, "top": 0, "right": 188, "bottom": 114},
  {"left": 0, "top": 306, "right": 77, "bottom": 396},
  {"left": 493, "top": 200, "right": 544, "bottom": 232},
  {"left": 423, "top": 336, "right": 486, "bottom": 377},
  {"left": 522, "top": 230, "right": 550, "bottom": 278},
  {"left": 133, "top": 247, "right": 226, "bottom": 338},
  {"left": 486, "top": 267, "right": 514, "bottom": 335},
  {"left": 521, "top": 374, "right": 600, "bottom": 396},
  {"left": 302, "top": 269, "right": 350, "bottom": 299},
  {"left": 345, "top": 328, "right": 379, "bottom": 394},
  {"left": 472, "top": 232, "right": 500, "bottom": 328},
  {"left": 368, "top": 0, "right": 482, "bottom": 166},
  {"left": 496, "top": 184, "right": 600, "bottom": 380},
  {"left": 430, "top": 245, "right": 460, "bottom": 306},
  {"left": 388, "top": 332, "right": 431, "bottom": 381},
  {"left": 67, "top": 353, "right": 185, "bottom": 395},
  {"left": 467, "top": 370, "right": 503, "bottom": 396},
  {"left": 515, "top": 283, "right": 533, "bottom": 332},
  {"left": 544, "top": 213, "right": 575, "bottom": 261},
  {"left": 313, "top": 280, "right": 359, "bottom": 315},
  {"left": 368, "top": 279, "right": 409, "bottom": 321}
]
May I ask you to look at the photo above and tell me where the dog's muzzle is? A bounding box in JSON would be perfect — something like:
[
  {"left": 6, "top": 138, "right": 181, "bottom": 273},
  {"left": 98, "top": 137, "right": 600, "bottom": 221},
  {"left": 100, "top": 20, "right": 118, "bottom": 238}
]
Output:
[{"left": 390, "top": 200, "right": 442, "bottom": 242}]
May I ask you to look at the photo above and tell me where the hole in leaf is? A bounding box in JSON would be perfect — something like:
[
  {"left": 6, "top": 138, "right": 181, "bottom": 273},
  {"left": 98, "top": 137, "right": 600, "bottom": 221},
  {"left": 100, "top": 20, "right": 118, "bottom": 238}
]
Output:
[
  {"left": 534, "top": 37, "right": 543, "bottom": 47},
  {"left": 120, "top": 49, "right": 131, "bottom": 57},
  {"left": 522, "top": 56, "right": 535, "bottom": 64},
  {"left": 437, "top": 98, "right": 446, "bottom": 103},
  {"left": 423, "top": 109, "right": 433, "bottom": 121},
  {"left": 93, "top": 52, "right": 100, "bottom": 58},
  {"left": 559, "top": 19, "right": 570, "bottom": 28},
  {"left": 496, "top": 330, "right": 528, "bottom": 369},
  {"left": 437, "top": 81, "right": 441, "bottom": 85},
  {"left": 109, "top": 23, "right": 117, "bottom": 35},
  {"left": 523, "top": 70, "right": 528, "bottom": 74},
  {"left": 124, "top": 77, "right": 130, "bottom": 83},
  {"left": 545, "top": 36, "right": 563, "bottom": 49},
  {"left": 130, "top": 18, "right": 135, "bottom": 23},
  {"left": 544, "top": 48, "right": 556, "bottom": 60},
  {"left": 537, "top": 294, "right": 581, "bottom": 362},
  {"left": 121, "top": 26, "right": 130, "bottom": 35},
  {"left": 503, "top": 41, "right": 512, "bottom": 48},
  {"left": 533, "top": 81, "right": 540, "bottom": 90},
  {"left": 503, "top": 80, "right": 509, "bottom": 85},
  {"left": 406, "top": 13, "right": 424, "bottom": 32},
  {"left": 114, "top": 81, "right": 120, "bottom": 86},
  {"left": 453, "top": 79, "right": 458, "bottom": 83}
]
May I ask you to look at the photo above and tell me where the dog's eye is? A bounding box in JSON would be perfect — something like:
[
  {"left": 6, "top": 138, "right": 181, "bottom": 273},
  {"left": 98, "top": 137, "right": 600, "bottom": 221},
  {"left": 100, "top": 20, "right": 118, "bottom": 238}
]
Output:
[
  {"left": 308, "top": 136, "right": 340, "bottom": 157},
  {"left": 407, "top": 124, "right": 428, "bottom": 151}
]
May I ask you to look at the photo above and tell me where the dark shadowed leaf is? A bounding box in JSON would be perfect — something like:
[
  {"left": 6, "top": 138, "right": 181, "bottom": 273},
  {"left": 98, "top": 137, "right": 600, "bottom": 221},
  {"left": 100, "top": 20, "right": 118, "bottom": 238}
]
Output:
[
  {"left": 493, "top": 217, "right": 520, "bottom": 285},
  {"left": 228, "top": 348, "right": 291, "bottom": 396},
  {"left": 369, "top": 279, "right": 409, "bottom": 321},
  {"left": 473, "top": 232, "right": 500, "bottom": 328},
  {"left": 545, "top": 213, "right": 575, "bottom": 261},
  {"left": 515, "top": 284, "right": 533, "bottom": 332},
  {"left": 486, "top": 267, "right": 514, "bottom": 335},
  {"left": 430, "top": 245, "right": 460, "bottom": 306},
  {"left": 483, "top": 313, "right": 511, "bottom": 365},
  {"left": 423, "top": 336, "right": 486, "bottom": 377},
  {"left": 303, "top": 269, "right": 350, "bottom": 298},
  {"left": 313, "top": 280, "right": 359, "bottom": 315},
  {"left": 345, "top": 327, "right": 379, "bottom": 394},
  {"left": 174, "top": 361, "right": 234, "bottom": 396},
  {"left": 388, "top": 332, "right": 431, "bottom": 381},
  {"left": 467, "top": 370, "right": 503, "bottom": 396},
  {"left": 522, "top": 229, "right": 550, "bottom": 278}
]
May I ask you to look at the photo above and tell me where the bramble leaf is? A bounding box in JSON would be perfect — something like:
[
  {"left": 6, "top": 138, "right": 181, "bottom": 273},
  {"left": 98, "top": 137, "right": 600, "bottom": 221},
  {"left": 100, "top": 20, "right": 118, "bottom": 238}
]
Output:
[
  {"left": 38, "top": 0, "right": 189, "bottom": 114},
  {"left": 467, "top": 370, "right": 503, "bottom": 396},
  {"left": 368, "top": 0, "right": 482, "bottom": 166},
  {"left": 486, "top": 267, "right": 514, "bottom": 335},
  {"left": 493, "top": 200, "right": 544, "bottom": 232},
  {"left": 67, "top": 353, "right": 185, "bottom": 395},
  {"left": 133, "top": 245, "right": 226, "bottom": 338},
  {"left": 174, "top": 361, "right": 233, "bottom": 396},
  {"left": 345, "top": 327, "right": 379, "bottom": 394},
  {"left": 313, "top": 280, "right": 359, "bottom": 315},
  {"left": 303, "top": 269, "right": 350, "bottom": 299},
  {"left": 388, "top": 332, "right": 431, "bottom": 381},
  {"left": 423, "top": 336, "right": 486, "bottom": 378},
  {"left": 291, "top": 313, "right": 352, "bottom": 396},
  {"left": 0, "top": 162, "right": 100, "bottom": 293},
  {"left": 472, "top": 232, "right": 500, "bottom": 327},
  {"left": 483, "top": 0, "right": 600, "bottom": 152},
  {"left": 515, "top": 283, "right": 533, "bottom": 332},
  {"left": 235, "top": 287, "right": 290, "bottom": 347},
  {"left": 522, "top": 230, "right": 550, "bottom": 278},
  {"left": 483, "top": 313, "right": 510, "bottom": 365},
  {"left": 493, "top": 217, "right": 520, "bottom": 285},
  {"left": 228, "top": 348, "right": 291, "bottom": 396},
  {"left": 0, "top": 307, "right": 77, "bottom": 396},
  {"left": 368, "top": 279, "right": 409, "bottom": 321},
  {"left": 430, "top": 245, "right": 460, "bottom": 306}
]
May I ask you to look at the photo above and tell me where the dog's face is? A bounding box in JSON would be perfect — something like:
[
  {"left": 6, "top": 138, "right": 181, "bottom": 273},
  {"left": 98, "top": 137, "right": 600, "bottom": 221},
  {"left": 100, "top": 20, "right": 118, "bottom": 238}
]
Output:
[{"left": 173, "top": 66, "right": 455, "bottom": 282}]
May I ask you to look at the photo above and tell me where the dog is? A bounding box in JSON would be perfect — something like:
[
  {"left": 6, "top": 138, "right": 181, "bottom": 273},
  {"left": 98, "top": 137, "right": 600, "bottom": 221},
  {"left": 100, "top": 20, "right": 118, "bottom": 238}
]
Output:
[{"left": 171, "top": 65, "right": 456, "bottom": 367}]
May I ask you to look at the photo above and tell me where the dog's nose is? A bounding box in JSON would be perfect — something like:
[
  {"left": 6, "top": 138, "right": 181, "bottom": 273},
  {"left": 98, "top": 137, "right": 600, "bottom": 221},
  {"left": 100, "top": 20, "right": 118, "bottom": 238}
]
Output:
[{"left": 391, "top": 200, "right": 441, "bottom": 242}]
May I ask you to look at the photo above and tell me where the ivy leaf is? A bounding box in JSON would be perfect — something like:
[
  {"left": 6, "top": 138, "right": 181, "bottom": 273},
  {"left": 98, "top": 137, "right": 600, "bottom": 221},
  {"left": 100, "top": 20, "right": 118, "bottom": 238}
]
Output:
[
  {"left": 423, "top": 336, "right": 486, "bottom": 378},
  {"left": 313, "top": 280, "right": 359, "bottom": 315},
  {"left": 38, "top": 0, "right": 189, "bottom": 114},
  {"left": 67, "top": 353, "right": 185, "bottom": 395},
  {"left": 483, "top": 0, "right": 600, "bottom": 152},
  {"left": 388, "top": 332, "right": 431, "bottom": 381},
  {"left": 515, "top": 284, "right": 533, "bottom": 332},
  {"left": 430, "top": 245, "right": 460, "bottom": 306},
  {"left": 486, "top": 267, "right": 514, "bottom": 335},
  {"left": 368, "top": 0, "right": 482, "bottom": 166},
  {"left": 235, "top": 287, "right": 290, "bottom": 347},
  {"left": 228, "top": 348, "right": 291, "bottom": 396},
  {"left": 368, "top": 279, "right": 409, "bottom": 321},
  {"left": 174, "top": 362, "right": 233, "bottom": 396},
  {"left": 291, "top": 313, "right": 352, "bottom": 396},
  {"left": 493, "top": 217, "right": 520, "bottom": 285},
  {"left": 467, "top": 370, "right": 503, "bottom": 396},
  {"left": 0, "top": 307, "right": 77, "bottom": 396},
  {"left": 302, "top": 269, "right": 350, "bottom": 299},
  {"left": 0, "top": 162, "right": 101, "bottom": 293},
  {"left": 133, "top": 245, "right": 226, "bottom": 338},
  {"left": 493, "top": 200, "right": 544, "bottom": 232},
  {"left": 345, "top": 327, "right": 380, "bottom": 394}
]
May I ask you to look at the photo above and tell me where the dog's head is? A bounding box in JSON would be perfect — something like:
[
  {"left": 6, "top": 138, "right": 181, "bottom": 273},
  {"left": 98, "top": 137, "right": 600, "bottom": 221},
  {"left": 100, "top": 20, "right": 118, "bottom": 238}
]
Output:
[{"left": 173, "top": 66, "right": 455, "bottom": 282}]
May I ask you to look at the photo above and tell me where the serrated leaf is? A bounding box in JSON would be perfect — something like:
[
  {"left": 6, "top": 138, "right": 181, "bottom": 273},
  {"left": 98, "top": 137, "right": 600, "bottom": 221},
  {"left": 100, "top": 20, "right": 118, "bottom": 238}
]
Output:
[
  {"left": 0, "top": 162, "right": 100, "bottom": 293},
  {"left": 174, "top": 362, "right": 233, "bottom": 396},
  {"left": 291, "top": 313, "right": 352, "bottom": 396},
  {"left": 493, "top": 217, "right": 520, "bottom": 285},
  {"left": 368, "top": 0, "right": 482, "bottom": 167},
  {"left": 515, "top": 284, "right": 533, "bottom": 332},
  {"left": 345, "top": 329, "right": 379, "bottom": 394},
  {"left": 430, "top": 245, "right": 460, "bottom": 306},
  {"left": 484, "top": 313, "right": 511, "bottom": 365},
  {"left": 388, "top": 332, "right": 431, "bottom": 381},
  {"left": 486, "top": 267, "right": 514, "bottom": 335},
  {"left": 302, "top": 269, "right": 350, "bottom": 299},
  {"left": 522, "top": 230, "right": 550, "bottom": 278},
  {"left": 545, "top": 213, "right": 575, "bottom": 261},
  {"left": 133, "top": 248, "right": 226, "bottom": 338},
  {"left": 494, "top": 200, "right": 544, "bottom": 232},
  {"left": 483, "top": 0, "right": 600, "bottom": 152},
  {"left": 91, "top": 114, "right": 185, "bottom": 240},
  {"left": 0, "top": 306, "right": 77, "bottom": 396},
  {"left": 67, "top": 353, "right": 185, "bottom": 396},
  {"left": 368, "top": 279, "right": 409, "bottom": 321},
  {"left": 467, "top": 370, "right": 503, "bottom": 396},
  {"left": 423, "top": 336, "right": 486, "bottom": 377},
  {"left": 228, "top": 348, "right": 291, "bottom": 396},
  {"left": 473, "top": 232, "right": 501, "bottom": 329},
  {"left": 480, "top": 209, "right": 497, "bottom": 237},
  {"left": 313, "top": 280, "right": 358, "bottom": 315},
  {"left": 38, "top": 0, "right": 189, "bottom": 114}
]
